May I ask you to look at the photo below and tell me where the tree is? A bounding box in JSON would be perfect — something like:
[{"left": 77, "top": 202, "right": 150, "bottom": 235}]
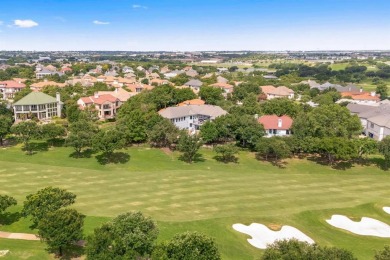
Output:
[
  {"left": 41, "top": 123, "right": 66, "bottom": 147},
  {"left": 11, "top": 121, "right": 41, "bottom": 154},
  {"left": 92, "top": 129, "right": 126, "bottom": 156},
  {"left": 375, "top": 245, "right": 390, "bottom": 260},
  {"left": 353, "top": 138, "right": 378, "bottom": 161},
  {"left": 0, "top": 114, "right": 12, "bottom": 146},
  {"left": 157, "top": 232, "right": 221, "bottom": 260},
  {"left": 233, "top": 83, "right": 260, "bottom": 101},
  {"left": 13, "top": 87, "right": 32, "bottom": 102},
  {"left": 117, "top": 109, "right": 148, "bottom": 144},
  {"left": 177, "top": 133, "right": 203, "bottom": 163},
  {"left": 147, "top": 118, "right": 179, "bottom": 148},
  {"left": 66, "top": 119, "right": 97, "bottom": 157},
  {"left": 376, "top": 83, "right": 388, "bottom": 100},
  {"left": 0, "top": 195, "right": 17, "bottom": 213},
  {"left": 22, "top": 186, "right": 76, "bottom": 227},
  {"left": 260, "top": 98, "right": 302, "bottom": 118},
  {"left": 262, "top": 239, "right": 356, "bottom": 260},
  {"left": 292, "top": 105, "right": 362, "bottom": 139},
  {"left": 38, "top": 208, "right": 84, "bottom": 257},
  {"left": 318, "top": 137, "right": 357, "bottom": 165},
  {"left": 173, "top": 88, "right": 197, "bottom": 103},
  {"left": 256, "top": 137, "right": 291, "bottom": 162},
  {"left": 65, "top": 102, "right": 82, "bottom": 123},
  {"left": 86, "top": 211, "right": 159, "bottom": 259},
  {"left": 378, "top": 136, "right": 390, "bottom": 168},
  {"left": 199, "top": 86, "right": 224, "bottom": 105},
  {"left": 232, "top": 115, "right": 265, "bottom": 149},
  {"left": 200, "top": 121, "right": 219, "bottom": 144},
  {"left": 214, "top": 144, "right": 239, "bottom": 163}
]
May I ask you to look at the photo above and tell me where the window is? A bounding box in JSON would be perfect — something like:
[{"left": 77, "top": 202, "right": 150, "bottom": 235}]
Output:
[
  {"left": 190, "top": 123, "right": 193, "bottom": 127},
  {"left": 368, "top": 132, "right": 374, "bottom": 138},
  {"left": 286, "top": 130, "right": 290, "bottom": 135},
  {"left": 268, "top": 129, "right": 273, "bottom": 134},
  {"left": 370, "top": 123, "right": 374, "bottom": 128},
  {"left": 273, "top": 129, "right": 277, "bottom": 134},
  {"left": 190, "top": 116, "right": 193, "bottom": 119}
]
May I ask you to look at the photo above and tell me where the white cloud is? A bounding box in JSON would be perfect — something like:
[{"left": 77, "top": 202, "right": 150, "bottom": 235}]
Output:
[
  {"left": 93, "top": 20, "right": 110, "bottom": 25},
  {"left": 132, "top": 4, "right": 148, "bottom": 9},
  {"left": 14, "top": 19, "right": 39, "bottom": 28}
]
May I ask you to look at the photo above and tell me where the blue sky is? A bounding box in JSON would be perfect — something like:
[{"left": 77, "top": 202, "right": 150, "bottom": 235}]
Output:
[{"left": 0, "top": 0, "right": 389, "bottom": 51}]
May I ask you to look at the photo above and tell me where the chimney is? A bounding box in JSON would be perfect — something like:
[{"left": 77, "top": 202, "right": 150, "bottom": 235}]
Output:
[
  {"left": 94, "top": 92, "right": 99, "bottom": 99},
  {"left": 56, "top": 92, "right": 61, "bottom": 102},
  {"left": 115, "top": 87, "right": 118, "bottom": 93},
  {"left": 360, "top": 88, "right": 363, "bottom": 93},
  {"left": 278, "top": 118, "right": 282, "bottom": 128},
  {"left": 370, "top": 91, "right": 376, "bottom": 97}
]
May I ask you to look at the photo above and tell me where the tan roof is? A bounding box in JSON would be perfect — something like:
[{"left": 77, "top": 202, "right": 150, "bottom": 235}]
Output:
[
  {"left": 0, "top": 80, "right": 26, "bottom": 89},
  {"left": 159, "top": 104, "right": 227, "bottom": 119},
  {"left": 31, "top": 81, "right": 66, "bottom": 89},
  {"left": 98, "top": 88, "right": 134, "bottom": 102},
  {"left": 80, "top": 94, "right": 119, "bottom": 105},
  {"left": 178, "top": 99, "right": 205, "bottom": 106},
  {"left": 210, "top": 82, "right": 233, "bottom": 90},
  {"left": 260, "top": 85, "right": 294, "bottom": 96},
  {"left": 126, "top": 83, "right": 155, "bottom": 93}
]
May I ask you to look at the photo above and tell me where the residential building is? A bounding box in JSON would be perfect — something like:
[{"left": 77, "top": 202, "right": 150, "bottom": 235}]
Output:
[
  {"left": 77, "top": 93, "right": 120, "bottom": 120},
  {"left": 260, "top": 85, "right": 295, "bottom": 99},
  {"left": 158, "top": 104, "right": 227, "bottom": 132},
  {"left": 150, "top": 78, "right": 170, "bottom": 86},
  {"left": 13, "top": 92, "right": 62, "bottom": 121},
  {"left": 339, "top": 90, "right": 380, "bottom": 104},
  {"left": 0, "top": 80, "right": 26, "bottom": 100},
  {"left": 126, "top": 83, "right": 154, "bottom": 93},
  {"left": 185, "top": 69, "right": 199, "bottom": 77},
  {"left": 347, "top": 103, "right": 390, "bottom": 140},
  {"left": 184, "top": 79, "right": 203, "bottom": 92},
  {"left": 35, "top": 68, "right": 63, "bottom": 79},
  {"left": 258, "top": 115, "right": 293, "bottom": 137},
  {"left": 210, "top": 82, "right": 234, "bottom": 95},
  {"left": 30, "top": 80, "right": 66, "bottom": 92},
  {"left": 178, "top": 99, "right": 205, "bottom": 106}
]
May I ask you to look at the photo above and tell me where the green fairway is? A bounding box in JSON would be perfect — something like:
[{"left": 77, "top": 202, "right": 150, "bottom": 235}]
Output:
[{"left": 0, "top": 145, "right": 389, "bottom": 259}]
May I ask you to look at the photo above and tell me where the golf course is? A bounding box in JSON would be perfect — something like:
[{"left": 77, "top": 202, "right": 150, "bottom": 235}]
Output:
[{"left": 0, "top": 144, "right": 389, "bottom": 259}]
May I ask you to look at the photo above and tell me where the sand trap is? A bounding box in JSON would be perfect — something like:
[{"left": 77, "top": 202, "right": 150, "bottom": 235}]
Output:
[
  {"left": 326, "top": 215, "right": 390, "bottom": 238},
  {"left": 232, "top": 223, "right": 314, "bottom": 249},
  {"left": 0, "top": 250, "right": 9, "bottom": 257},
  {"left": 383, "top": 207, "right": 390, "bottom": 214}
]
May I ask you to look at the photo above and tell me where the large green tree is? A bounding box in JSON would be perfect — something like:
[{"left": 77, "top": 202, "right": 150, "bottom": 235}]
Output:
[
  {"left": 0, "top": 195, "right": 17, "bottom": 213},
  {"left": 214, "top": 144, "right": 239, "bottom": 163},
  {"left": 0, "top": 114, "right": 13, "bottom": 146},
  {"left": 11, "top": 121, "right": 41, "bottom": 154},
  {"left": 92, "top": 129, "right": 126, "bottom": 156},
  {"left": 375, "top": 245, "right": 390, "bottom": 260},
  {"left": 155, "top": 232, "right": 221, "bottom": 260},
  {"left": 376, "top": 83, "right": 388, "bottom": 100},
  {"left": 260, "top": 98, "right": 302, "bottom": 118},
  {"left": 22, "top": 187, "right": 76, "bottom": 227},
  {"left": 41, "top": 123, "right": 66, "bottom": 147},
  {"left": 86, "top": 211, "right": 159, "bottom": 259},
  {"left": 147, "top": 118, "right": 180, "bottom": 147},
  {"left": 199, "top": 86, "right": 224, "bottom": 105},
  {"left": 178, "top": 133, "right": 203, "bottom": 163},
  {"left": 262, "top": 239, "right": 356, "bottom": 260},
  {"left": 292, "top": 105, "right": 362, "bottom": 139},
  {"left": 66, "top": 119, "right": 97, "bottom": 157},
  {"left": 378, "top": 136, "right": 390, "bottom": 168},
  {"left": 38, "top": 208, "right": 84, "bottom": 257}
]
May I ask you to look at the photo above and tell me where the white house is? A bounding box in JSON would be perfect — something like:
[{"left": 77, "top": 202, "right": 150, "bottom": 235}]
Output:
[
  {"left": 158, "top": 104, "right": 227, "bottom": 133},
  {"left": 258, "top": 115, "right": 293, "bottom": 137}
]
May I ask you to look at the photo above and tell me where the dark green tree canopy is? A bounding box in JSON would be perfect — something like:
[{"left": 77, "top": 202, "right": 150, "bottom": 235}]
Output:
[{"left": 0, "top": 195, "right": 17, "bottom": 213}]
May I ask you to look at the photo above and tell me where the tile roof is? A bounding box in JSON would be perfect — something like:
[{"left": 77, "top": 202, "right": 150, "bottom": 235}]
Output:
[
  {"left": 178, "top": 99, "right": 205, "bottom": 106},
  {"left": 258, "top": 115, "right": 293, "bottom": 130},
  {"left": 30, "top": 81, "right": 66, "bottom": 89},
  {"left": 260, "top": 85, "right": 294, "bottom": 96},
  {"left": 341, "top": 91, "right": 380, "bottom": 101},
  {"left": 159, "top": 104, "right": 227, "bottom": 119},
  {"left": 0, "top": 80, "right": 26, "bottom": 89},
  {"left": 80, "top": 94, "right": 119, "bottom": 105}
]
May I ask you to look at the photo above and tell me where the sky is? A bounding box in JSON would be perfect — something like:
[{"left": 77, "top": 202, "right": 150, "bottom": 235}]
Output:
[{"left": 0, "top": 0, "right": 390, "bottom": 51}]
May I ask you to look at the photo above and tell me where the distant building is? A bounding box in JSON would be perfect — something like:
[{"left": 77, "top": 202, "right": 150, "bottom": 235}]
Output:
[
  {"left": 184, "top": 79, "right": 203, "bottom": 92},
  {"left": 158, "top": 104, "right": 227, "bottom": 132},
  {"left": 0, "top": 80, "right": 26, "bottom": 100},
  {"left": 13, "top": 92, "right": 62, "bottom": 121},
  {"left": 77, "top": 92, "right": 120, "bottom": 120},
  {"left": 260, "top": 85, "right": 294, "bottom": 99}
]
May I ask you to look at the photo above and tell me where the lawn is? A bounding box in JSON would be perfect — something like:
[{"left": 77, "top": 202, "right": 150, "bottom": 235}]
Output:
[{"left": 0, "top": 145, "right": 389, "bottom": 259}]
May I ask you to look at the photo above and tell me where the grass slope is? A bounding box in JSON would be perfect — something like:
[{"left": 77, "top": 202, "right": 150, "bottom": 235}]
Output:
[{"left": 0, "top": 145, "right": 389, "bottom": 259}]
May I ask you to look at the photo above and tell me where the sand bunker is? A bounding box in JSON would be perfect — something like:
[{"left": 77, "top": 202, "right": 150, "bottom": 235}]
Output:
[
  {"left": 326, "top": 215, "right": 390, "bottom": 238},
  {"left": 0, "top": 250, "right": 9, "bottom": 257},
  {"left": 383, "top": 207, "right": 390, "bottom": 215},
  {"left": 232, "top": 223, "right": 314, "bottom": 249}
]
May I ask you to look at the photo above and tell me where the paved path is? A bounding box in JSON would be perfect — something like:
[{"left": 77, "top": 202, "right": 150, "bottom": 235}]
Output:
[{"left": 0, "top": 231, "right": 40, "bottom": 241}]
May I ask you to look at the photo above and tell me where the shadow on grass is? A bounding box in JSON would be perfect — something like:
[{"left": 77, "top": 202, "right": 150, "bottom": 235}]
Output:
[
  {"left": 22, "top": 142, "right": 49, "bottom": 155},
  {"left": 370, "top": 157, "right": 389, "bottom": 171},
  {"left": 69, "top": 149, "right": 96, "bottom": 159},
  {"left": 95, "top": 152, "right": 130, "bottom": 165},
  {"left": 51, "top": 244, "right": 85, "bottom": 260},
  {"left": 0, "top": 212, "right": 21, "bottom": 225},
  {"left": 213, "top": 155, "right": 239, "bottom": 164},
  {"left": 255, "top": 154, "right": 287, "bottom": 168},
  {"left": 178, "top": 153, "right": 205, "bottom": 163},
  {"left": 306, "top": 156, "right": 353, "bottom": 170}
]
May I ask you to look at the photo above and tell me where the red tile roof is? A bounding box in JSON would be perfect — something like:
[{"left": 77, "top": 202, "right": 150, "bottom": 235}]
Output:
[
  {"left": 258, "top": 115, "right": 293, "bottom": 130},
  {"left": 341, "top": 91, "right": 380, "bottom": 101},
  {"left": 80, "top": 94, "right": 118, "bottom": 105},
  {"left": 0, "top": 80, "right": 26, "bottom": 89}
]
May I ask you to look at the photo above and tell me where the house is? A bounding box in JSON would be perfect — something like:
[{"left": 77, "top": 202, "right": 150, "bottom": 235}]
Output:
[
  {"left": 258, "top": 115, "right": 293, "bottom": 137},
  {"left": 13, "top": 92, "right": 63, "bottom": 121},
  {"left": 178, "top": 99, "right": 205, "bottom": 106},
  {"left": 184, "top": 79, "right": 203, "bottom": 92},
  {"left": 30, "top": 80, "right": 66, "bottom": 92},
  {"left": 150, "top": 78, "right": 170, "bottom": 86},
  {"left": 126, "top": 83, "right": 154, "bottom": 93},
  {"left": 60, "top": 67, "right": 72, "bottom": 74},
  {"left": 347, "top": 103, "right": 390, "bottom": 141},
  {"left": 217, "top": 76, "right": 228, "bottom": 84},
  {"left": 150, "top": 72, "right": 161, "bottom": 79},
  {"left": 35, "top": 68, "right": 63, "bottom": 79},
  {"left": 263, "top": 75, "right": 278, "bottom": 79},
  {"left": 185, "top": 69, "right": 199, "bottom": 77},
  {"left": 260, "top": 85, "right": 294, "bottom": 99},
  {"left": 77, "top": 93, "right": 120, "bottom": 120},
  {"left": 98, "top": 87, "right": 134, "bottom": 104},
  {"left": 122, "top": 66, "right": 134, "bottom": 73},
  {"left": 339, "top": 90, "right": 380, "bottom": 104},
  {"left": 158, "top": 104, "right": 227, "bottom": 132},
  {"left": 0, "top": 80, "right": 26, "bottom": 100},
  {"left": 210, "top": 82, "right": 234, "bottom": 95},
  {"left": 164, "top": 70, "right": 184, "bottom": 79}
]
